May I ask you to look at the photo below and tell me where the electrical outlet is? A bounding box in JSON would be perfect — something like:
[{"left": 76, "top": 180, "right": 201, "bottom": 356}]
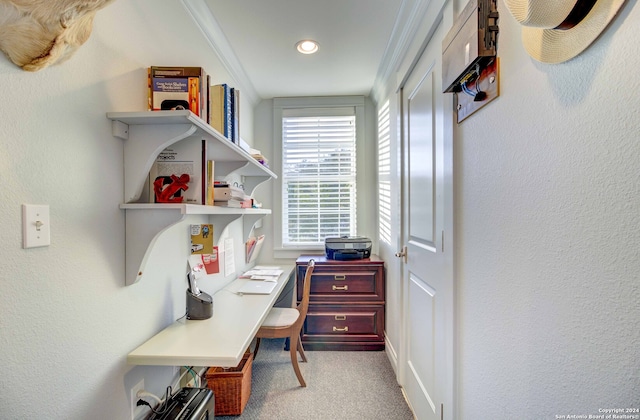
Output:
[{"left": 130, "top": 379, "right": 145, "bottom": 420}]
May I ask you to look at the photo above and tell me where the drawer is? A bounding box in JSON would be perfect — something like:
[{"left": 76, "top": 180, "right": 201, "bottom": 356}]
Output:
[
  {"left": 296, "top": 264, "right": 384, "bottom": 303},
  {"left": 302, "top": 304, "right": 384, "bottom": 342}
]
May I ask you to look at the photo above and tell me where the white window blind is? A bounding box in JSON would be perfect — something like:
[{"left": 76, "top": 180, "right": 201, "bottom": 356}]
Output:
[
  {"left": 377, "top": 100, "right": 392, "bottom": 245},
  {"left": 282, "top": 109, "right": 357, "bottom": 246}
]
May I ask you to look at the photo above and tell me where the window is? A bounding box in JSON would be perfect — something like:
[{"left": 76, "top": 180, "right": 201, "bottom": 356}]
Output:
[
  {"left": 272, "top": 97, "right": 365, "bottom": 256},
  {"left": 377, "top": 100, "right": 392, "bottom": 245},
  {"left": 282, "top": 108, "right": 357, "bottom": 246}
]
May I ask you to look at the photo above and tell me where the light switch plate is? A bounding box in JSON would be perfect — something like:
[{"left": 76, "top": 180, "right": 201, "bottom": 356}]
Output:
[{"left": 22, "top": 204, "right": 50, "bottom": 248}]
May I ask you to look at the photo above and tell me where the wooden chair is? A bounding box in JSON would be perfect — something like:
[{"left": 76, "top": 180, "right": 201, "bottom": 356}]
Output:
[{"left": 253, "top": 259, "right": 315, "bottom": 387}]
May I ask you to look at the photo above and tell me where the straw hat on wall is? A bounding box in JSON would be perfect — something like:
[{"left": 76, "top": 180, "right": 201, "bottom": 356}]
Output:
[{"left": 503, "top": 0, "right": 628, "bottom": 63}]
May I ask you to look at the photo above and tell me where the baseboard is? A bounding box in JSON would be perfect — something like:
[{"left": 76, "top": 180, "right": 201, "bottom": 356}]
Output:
[
  {"left": 384, "top": 335, "right": 399, "bottom": 379},
  {"left": 400, "top": 386, "right": 418, "bottom": 420}
]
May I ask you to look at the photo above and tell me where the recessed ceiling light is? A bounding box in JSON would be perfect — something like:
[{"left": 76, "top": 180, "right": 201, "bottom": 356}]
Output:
[{"left": 296, "top": 39, "right": 319, "bottom": 54}]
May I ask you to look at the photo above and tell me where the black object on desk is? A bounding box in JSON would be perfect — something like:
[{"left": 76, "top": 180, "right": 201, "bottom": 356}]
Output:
[
  {"left": 325, "top": 236, "right": 372, "bottom": 260},
  {"left": 186, "top": 290, "right": 213, "bottom": 320},
  {"left": 186, "top": 272, "right": 213, "bottom": 320},
  {"left": 149, "top": 387, "right": 214, "bottom": 420}
]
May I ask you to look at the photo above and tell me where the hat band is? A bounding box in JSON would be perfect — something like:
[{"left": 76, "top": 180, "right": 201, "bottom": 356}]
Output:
[{"left": 554, "top": 0, "right": 598, "bottom": 30}]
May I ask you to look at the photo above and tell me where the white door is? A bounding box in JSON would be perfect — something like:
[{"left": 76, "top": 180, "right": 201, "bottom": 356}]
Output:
[
  {"left": 377, "top": 98, "right": 403, "bottom": 369},
  {"left": 399, "top": 15, "right": 453, "bottom": 420}
]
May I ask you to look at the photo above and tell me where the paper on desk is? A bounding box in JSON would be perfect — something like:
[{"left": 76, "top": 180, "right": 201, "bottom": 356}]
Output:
[
  {"left": 249, "top": 275, "right": 279, "bottom": 281},
  {"left": 241, "top": 268, "right": 283, "bottom": 277},
  {"left": 240, "top": 267, "right": 284, "bottom": 282}
]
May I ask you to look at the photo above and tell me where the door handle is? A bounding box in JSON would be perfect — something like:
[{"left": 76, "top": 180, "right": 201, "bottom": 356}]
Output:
[{"left": 395, "top": 246, "right": 407, "bottom": 263}]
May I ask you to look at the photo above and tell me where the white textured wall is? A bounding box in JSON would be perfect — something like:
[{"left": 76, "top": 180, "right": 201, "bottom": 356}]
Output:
[
  {"left": 455, "top": 0, "right": 640, "bottom": 417},
  {"left": 0, "top": 1, "right": 254, "bottom": 419},
  {"left": 2, "top": 0, "right": 638, "bottom": 418}
]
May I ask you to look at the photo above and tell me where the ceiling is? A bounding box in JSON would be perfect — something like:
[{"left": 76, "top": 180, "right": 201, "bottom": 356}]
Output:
[{"left": 199, "top": 0, "right": 405, "bottom": 101}]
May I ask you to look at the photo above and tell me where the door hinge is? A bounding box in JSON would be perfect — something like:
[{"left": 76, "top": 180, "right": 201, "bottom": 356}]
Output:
[
  {"left": 441, "top": 230, "right": 445, "bottom": 252},
  {"left": 441, "top": 403, "right": 444, "bottom": 420}
]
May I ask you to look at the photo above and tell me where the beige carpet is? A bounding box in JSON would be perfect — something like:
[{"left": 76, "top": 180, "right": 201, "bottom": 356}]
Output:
[{"left": 215, "top": 338, "right": 414, "bottom": 420}]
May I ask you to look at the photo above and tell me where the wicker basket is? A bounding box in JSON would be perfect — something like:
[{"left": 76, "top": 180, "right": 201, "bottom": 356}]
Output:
[{"left": 205, "top": 351, "right": 253, "bottom": 416}]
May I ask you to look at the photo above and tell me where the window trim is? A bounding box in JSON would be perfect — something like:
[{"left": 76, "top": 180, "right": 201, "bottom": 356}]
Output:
[{"left": 273, "top": 96, "right": 365, "bottom": 259}]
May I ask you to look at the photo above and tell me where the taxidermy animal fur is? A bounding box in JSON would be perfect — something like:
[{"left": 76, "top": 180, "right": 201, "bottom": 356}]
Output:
[{"left": 0, "top": 0, "right": 115, "bottom": 71}]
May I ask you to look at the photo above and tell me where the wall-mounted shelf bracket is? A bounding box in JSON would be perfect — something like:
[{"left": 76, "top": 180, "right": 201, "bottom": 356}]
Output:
[
  {"left": 243, "top": 213, "right": 265, "bottom": 239},
  {"left": 120, "top": 204, "right": 270, "bottom": 286}
]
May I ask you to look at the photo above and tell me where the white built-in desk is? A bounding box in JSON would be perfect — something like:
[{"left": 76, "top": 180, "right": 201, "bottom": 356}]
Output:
[{"left": 127, "top": 265, "right": 294, "bottom": 368}]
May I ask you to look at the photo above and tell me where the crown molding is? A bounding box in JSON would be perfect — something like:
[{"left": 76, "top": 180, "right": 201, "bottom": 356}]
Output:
[
  {"left": 182, "top": 0, "right": 436, "bottom": 106},
  {"left": 181, "top": 0, "right": 260, "bottom": 105},
  {"left": 371, "top": 0, "right": 441, "bottom": 104}
]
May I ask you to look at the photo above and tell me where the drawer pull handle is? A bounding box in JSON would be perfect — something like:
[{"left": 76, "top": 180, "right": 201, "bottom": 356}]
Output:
[
  {"left": 332, "top": 285, "right": 348, "bottom": 291},
  {"left": 334, "top": 315, "right": 347, "bottom": 321},
  {"left": 334, "top": 275, "right": 346, "bottom": 281},
  {"left": 333, "top": 326, "right": 349, "bottom": 332}
]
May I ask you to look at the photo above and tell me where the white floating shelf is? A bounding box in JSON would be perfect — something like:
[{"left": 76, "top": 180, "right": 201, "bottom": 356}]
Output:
[
  {"left": 107, "top": 110, "right": 276, "bottom": 203},
  {"left": 107, "top": 110, "right": 275, "bottom": 286}
]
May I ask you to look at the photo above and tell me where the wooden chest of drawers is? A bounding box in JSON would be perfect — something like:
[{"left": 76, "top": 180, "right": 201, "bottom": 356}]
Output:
[{"left": 296, "top": 255, "right": 385, "bottom": 351}]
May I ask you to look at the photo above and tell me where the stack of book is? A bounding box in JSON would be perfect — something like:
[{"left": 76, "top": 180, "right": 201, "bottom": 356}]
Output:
[
  {"left": 147, "top": 66, "right": 241, "bottom": 144},
  {"left": 148, "top": 66, "right": 210, "bottom": 123},
  {"left": 213, "top": 183, "right": 252, "bottom": 208}
]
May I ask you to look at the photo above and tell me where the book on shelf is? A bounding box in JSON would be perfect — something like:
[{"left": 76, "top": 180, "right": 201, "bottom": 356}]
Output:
[
  {"left": 210, "top": 83, "right": 233, "bottom": 140},
  {"left": 209, "top": 84, "right": 223, "bottom": 135},
  {"left": 214, "top": 200, "right": 241, "bottom": 208},
  {"left": 148, "top": 66, "right": 208, "bottom": 120},
  {"left": 213, "top": 198, "right": 253, "bottom": 208},
  {"left": 149, "top": 138, "right": 206, "bottom": 204},
  {"left": 213, "top": 185, "right": 245, "bottom": 201},
  {"left": 209, "top": 84, "right": 225, "bottom": 137},
  {"left": 249, "top": 148, "right": 269, "bottom": 168},
  {"left": 226, "top": 86, "right": 234, "bottom": 141},
  {"left": 231, "top": 87, "right": 240, "bottom": 143},
  {"left": 205, "top": 160, "right": 215, "bottom": 206},
  {"left": 206, "top": 74, "right": 211, "bottom": 125},
  {"left": 189, "top": 224, "right": 219, "bottom": 275}
]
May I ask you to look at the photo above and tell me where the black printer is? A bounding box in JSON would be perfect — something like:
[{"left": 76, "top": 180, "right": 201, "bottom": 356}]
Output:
[{"left": 325, "top": 236, "right": 372, "bottom": 260}]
